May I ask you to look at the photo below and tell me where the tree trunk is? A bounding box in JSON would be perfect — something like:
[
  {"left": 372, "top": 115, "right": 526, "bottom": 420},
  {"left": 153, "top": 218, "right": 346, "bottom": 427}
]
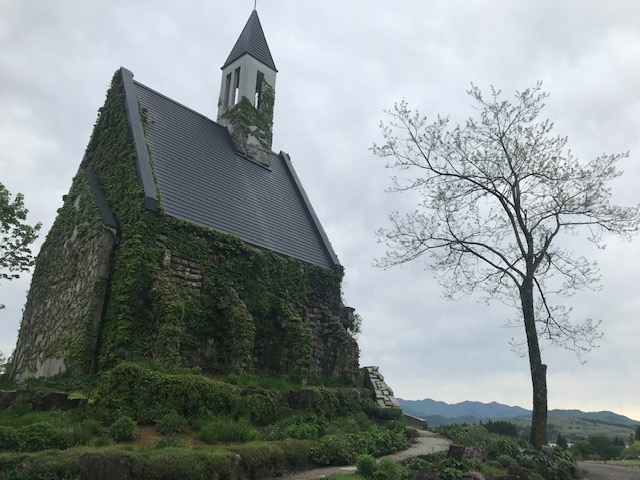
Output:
[{"left": 520, "top": 279, "right": 548, "bottom": 448}]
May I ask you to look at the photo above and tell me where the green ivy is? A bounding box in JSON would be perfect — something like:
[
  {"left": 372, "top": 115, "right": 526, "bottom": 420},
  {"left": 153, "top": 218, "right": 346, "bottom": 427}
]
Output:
[
  {"left": 22, "top": 69, "right": 357, "bottom": 384},
  {"left": 221, "top": 80, "right": 275, "bottom": 150}
]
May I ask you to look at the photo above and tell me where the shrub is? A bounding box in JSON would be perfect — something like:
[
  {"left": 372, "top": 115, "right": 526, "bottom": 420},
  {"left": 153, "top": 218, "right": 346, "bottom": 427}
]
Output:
[
  {"left": 376, "top": 458, "right": 411, "bottom": 480},
  {"left": 19, "top": 422, "right": 65, "bottom": 452},
  {"left": 230, "top": 442, "right": 286, "bottom": 477},
  {"left": 478, "top": 460, "right": 506, "bottom": 478},
  {"left": 264, "top": 412, "right": 327, "bottom": 440},
  {"left": 68, "top": 418, "right": 102, "bottom": 446},
  {"left": 155, "top": 410, "right": 188, "bottom": 436},
  {"left": 497, "top": 453, "right": 515, "bottom": 467},
  {"left": 311, "top": 434, "right": 364, "bottom": 465},
  {"left": 93, "top": 436, "right": 112, "bottom": 447},
  {"left": 154, "top": 437, "right": 182, "bottom": 448},
  {"left": 356, "top": 454, "right": 377, "bottom": 478},
  {"left": 200, "top": 416, "right": 257, "bottom": 443},
  {"left": 236, "top": 390, "right": 282, "bottom": 425},
  {"left": 362, "top": 402, "right": 403, "bottom": 422},
  {"left": 131, "top": 449, "right": 234, "bottom": 480},
  {"left": 274, "top": 439, "right": 313, "bottom": 468},
  {"left": 0, "top": 426, "right": 19, "bottom": 451},
  {"left": 97, "top": 362, "right": 240, "bottom": 422},
  {"left": 310, "top": 427, "right": 409, "bottom": 466},
  {"left": 356, "top": 454, "right": 413, "bottom": 480},
  {"left": 326, "top": 412, "right": 373, "bottom": 435},
  {"left": 1, "top": 449, "right": 84, "bottom": 479},
  {"left": 81, "top": 418, "right": 102, "bottom": 435},
  {"left": 69, "top": 423, "right": 93, "bottom": 446},
  {"left": 110, "top": 416, "right": 138, "bottom": 442}
]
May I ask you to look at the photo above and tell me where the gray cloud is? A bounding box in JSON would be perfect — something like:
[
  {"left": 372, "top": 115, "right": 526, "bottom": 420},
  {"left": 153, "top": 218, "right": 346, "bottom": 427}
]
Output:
[{"left": 1, "top": 0, "right": 639, "bottom": 420}]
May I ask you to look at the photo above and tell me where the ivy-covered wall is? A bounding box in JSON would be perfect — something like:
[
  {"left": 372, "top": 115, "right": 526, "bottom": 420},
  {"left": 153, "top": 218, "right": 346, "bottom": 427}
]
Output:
[
  {"left": 10, "top": 172, "right": 115, "bottom": 380},
  {"left": 222, "top": 79, "right": 275, "bottom": 166},
  {"left": 10, "top": 69, "right": 359, "bottom": 383}
]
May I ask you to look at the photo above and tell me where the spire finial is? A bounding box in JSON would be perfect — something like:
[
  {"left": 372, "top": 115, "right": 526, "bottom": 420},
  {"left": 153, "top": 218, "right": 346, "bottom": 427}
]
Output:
[{"left": 254, "top": 0, "right": 257, "bottom": 10}]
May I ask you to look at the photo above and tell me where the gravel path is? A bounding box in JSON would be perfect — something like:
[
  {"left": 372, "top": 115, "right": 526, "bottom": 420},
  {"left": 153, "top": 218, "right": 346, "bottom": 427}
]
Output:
[
  {"left": 579, "top": 462, "right": 640, "bottom": 480},
  {"left": 267, "top": 429, "right": 452, "bottom": 480}
]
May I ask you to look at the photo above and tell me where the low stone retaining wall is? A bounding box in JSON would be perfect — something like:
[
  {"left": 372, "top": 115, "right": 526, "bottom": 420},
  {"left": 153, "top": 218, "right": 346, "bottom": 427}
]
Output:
[{"left": 402, "top": 412, "right": 428, "bottom": 430}]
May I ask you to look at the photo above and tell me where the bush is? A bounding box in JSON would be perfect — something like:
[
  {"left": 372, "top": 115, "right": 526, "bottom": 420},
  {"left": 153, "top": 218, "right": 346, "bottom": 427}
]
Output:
[
  {"left": 230, "top": 442, "right": 286, "bottom": 477},
  {"left": 0, "top": 449, "right": 83, "bottom": 479},
  {"left": 264, "top": 412, "right": 328, "bottom": 440},
  {"left": 274, "top": 439, "right": 313, "bottom": 469},
  {"left": 93, "top": 436, "right": 112, "bottom": 447},
  {"left": 110, "top": 416, "right": 138, "bottom": 442},
  {"left": 0, "top": 422, "right": 66, "bottom": 452},
  {"left": 68, "top": 418, "right": 102, "bottom": 446},
  {"left": 69, "top": 423, "right": 93, "bottom": 446},
  {"left": 97, "top": 362, "right": 240, "bottom": 422},
  {"left": 0, "top": 426, "right": 19, "bottom": 451},
  {"left": 155, "top": 410, "right": 188, "bottom": 436},
  {"left": 236, "top": 390, "right": 282, "bottom": 425},
  {"left": 154, "top": 437, "right": 182, "bottom": 448},
  {"left": 356, "top": 454, "right": 413, "bottom": 480},
  {"left": 497, "top": 453, "right": 515, "bottom": 467},
  {"left": 310, "top": 426, "right": 409, "bottom": 466},
  {"left": 356, "top": 454, "right": 377, "bottom": 478},
  {"left": 200, "top": 416, "right": 257, "bottom": 443},
  {"left": 131, "top": 449, "right": 234, "bottom": 480},
  {"left": 376, "top": 458, "right": 412, "bottom": 480},
  {"left": 362, "top": 402, "right": 403, "bottom": 422},
  {"left": 326, "top": 412, "right": 373, "bottom": 435},
  {"left": 310, "top": 434, "right": 364, "bottom": 466}
]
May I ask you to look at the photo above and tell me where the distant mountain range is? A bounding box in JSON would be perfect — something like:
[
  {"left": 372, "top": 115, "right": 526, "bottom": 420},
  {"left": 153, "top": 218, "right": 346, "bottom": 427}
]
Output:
[{"left": 398, "top": 398, "right": 640, "bottom": 435}]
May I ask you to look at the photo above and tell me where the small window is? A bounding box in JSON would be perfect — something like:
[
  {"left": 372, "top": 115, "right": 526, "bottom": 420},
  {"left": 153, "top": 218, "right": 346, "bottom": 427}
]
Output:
[
  {"left": 233, "top": 67, "right": 241, "bottom": 105},
  {"left": 224, "top": 73, "right": 232, "bottom": 108},
  {"left": 254, "top": 70, "right": 265, "bottom": 108}
]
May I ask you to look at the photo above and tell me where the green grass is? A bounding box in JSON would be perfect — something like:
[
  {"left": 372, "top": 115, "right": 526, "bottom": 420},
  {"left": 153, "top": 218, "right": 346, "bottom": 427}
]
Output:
[{"left": 0, "top": 366, "right": 413, "bottom": 478}]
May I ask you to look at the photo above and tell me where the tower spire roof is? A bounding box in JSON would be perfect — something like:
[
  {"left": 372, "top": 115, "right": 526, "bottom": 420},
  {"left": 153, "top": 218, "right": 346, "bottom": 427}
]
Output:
[{"left": 222, "top": 10, "right": 277, "bottom": 71}]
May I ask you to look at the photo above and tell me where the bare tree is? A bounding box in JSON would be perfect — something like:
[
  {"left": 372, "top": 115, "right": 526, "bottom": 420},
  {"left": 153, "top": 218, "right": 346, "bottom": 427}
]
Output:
[{"left": 372, "top": 83, "right": 640, "bottom": 448}]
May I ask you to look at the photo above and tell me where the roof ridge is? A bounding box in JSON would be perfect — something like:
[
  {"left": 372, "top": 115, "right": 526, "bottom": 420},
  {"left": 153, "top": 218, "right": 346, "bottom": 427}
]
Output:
[{"left": 222, "top": 10, "right": 277, "bottom": 71}]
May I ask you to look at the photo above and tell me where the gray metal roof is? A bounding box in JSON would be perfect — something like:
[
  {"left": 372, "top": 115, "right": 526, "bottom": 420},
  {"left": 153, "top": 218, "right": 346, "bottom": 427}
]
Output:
[
  {"left": 131, "top": 79, "right": 340, "bottom": 270},
  {"left": 222, "top": 10, "right": 277, "bottom": 71}
]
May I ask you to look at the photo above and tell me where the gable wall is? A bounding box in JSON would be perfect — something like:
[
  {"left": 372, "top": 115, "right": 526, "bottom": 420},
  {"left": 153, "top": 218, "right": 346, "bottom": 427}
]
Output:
[
  {"left": 9, "top": 172, "right": 115, "bottom": 380},
  {"left": 11, "top": 69, "right": 359, "bottom": 383}
]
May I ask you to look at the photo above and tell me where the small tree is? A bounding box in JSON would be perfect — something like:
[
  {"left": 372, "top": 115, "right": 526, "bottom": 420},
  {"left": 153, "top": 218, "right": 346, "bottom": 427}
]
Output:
[
  {"left": 556, "top": 433, "right": 568, "bottom": 450},
  {"left": 0, "top": 182, "right": 41, "bottom": 308},
  {"left": 635, "top": 425, "right": 640, "bottom": 441},
  {"left": 373, "top": 83, "right": 640, "bottom": 448}
]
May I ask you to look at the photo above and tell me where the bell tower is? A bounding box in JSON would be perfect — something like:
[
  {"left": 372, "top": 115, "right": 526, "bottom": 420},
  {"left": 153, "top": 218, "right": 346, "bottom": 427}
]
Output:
[{"left": 217, "top": 10, "right": 277, "bottom": 166}]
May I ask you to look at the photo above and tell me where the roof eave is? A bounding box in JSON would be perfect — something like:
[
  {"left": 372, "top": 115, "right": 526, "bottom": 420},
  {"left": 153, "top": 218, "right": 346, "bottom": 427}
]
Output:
[{"left": 279, "top": 151, "right": 343, "bottom": 272}]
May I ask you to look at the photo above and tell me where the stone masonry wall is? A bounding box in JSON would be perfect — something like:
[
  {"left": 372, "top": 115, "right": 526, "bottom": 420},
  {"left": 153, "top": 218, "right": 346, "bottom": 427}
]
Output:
[
  {"left": 9, "top": 176, "right": 115, "bottom": 380},
  {"left": 151, "top": 241, "right": 359, "bottom": 383},
  {"left": 362, "top": 366, "right": 400, "bottom": 408}
]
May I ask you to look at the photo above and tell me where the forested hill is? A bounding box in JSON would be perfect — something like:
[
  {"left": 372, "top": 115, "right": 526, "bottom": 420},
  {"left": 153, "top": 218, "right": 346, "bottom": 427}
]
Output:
[{"left": 398, "top": 398, "right": 639, "bottom": 426}]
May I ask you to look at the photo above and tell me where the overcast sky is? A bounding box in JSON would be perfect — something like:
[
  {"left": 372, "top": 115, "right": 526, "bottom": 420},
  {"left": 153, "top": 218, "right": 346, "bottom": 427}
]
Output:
[{"left": 1, "top": 1, "right": 639, "bottom": 421}]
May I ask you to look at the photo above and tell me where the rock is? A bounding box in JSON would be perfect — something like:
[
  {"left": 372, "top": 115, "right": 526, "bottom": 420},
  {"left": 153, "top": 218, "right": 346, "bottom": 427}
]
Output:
[
  {"left": 80, "top": 455, "right": 133, "bottom": 480},
  {"left": 415, "top": 467, "right": 443, "bottom": 480},
  {"left": 448, "top": 444, "right": 466, "bottom": 460}
]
